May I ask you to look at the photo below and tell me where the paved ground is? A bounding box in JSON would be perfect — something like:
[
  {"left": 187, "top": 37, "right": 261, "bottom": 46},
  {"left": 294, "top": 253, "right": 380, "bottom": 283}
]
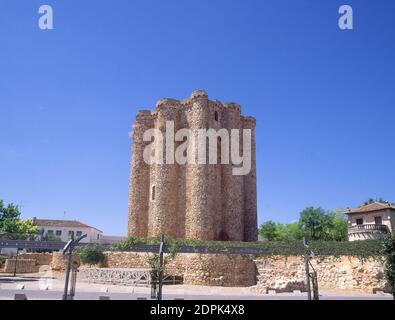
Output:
[{"left": 0, "top": 273, "right": 392, "bottom": 300}]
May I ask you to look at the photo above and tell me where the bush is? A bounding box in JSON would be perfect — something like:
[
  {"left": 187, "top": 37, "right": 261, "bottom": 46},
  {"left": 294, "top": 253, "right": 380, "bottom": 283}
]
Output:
[
  {"left": 43, "top": 234, "right": 61, "bottom": 242},
  {"left": 77, "top": 244, "right": 105, "bottom": 266},
  {"left": 0, "top": 255, "right": 5, "bottom": 268},
  {"left": 382, "top": 234, "right": 395, "bottom": 298},
  {"left": 112, "top": 237, "right": 151, "bottom": 251},
  {"left": 111, "top": 237, "right": 382, "bottom": 260}
]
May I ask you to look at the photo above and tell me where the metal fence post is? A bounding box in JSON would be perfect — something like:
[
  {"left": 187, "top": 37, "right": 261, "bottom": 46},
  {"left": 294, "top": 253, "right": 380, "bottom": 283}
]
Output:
[
  {"left": 69, "top": 266, "right": 78, "bottom": 299},
  {"left": 303, "top": 237, "right": 313, "bottom": 300},
  {"left": 62, "top": 234, "right": 87, "bottom": 300},
  {"left": 157, "top": 235, "right": 164, "bottom": 301},
  {"left": 304, "top": 254, "right": 312, "bottom": 300},
  {"left": 62, "top": 250, "right": 73, "bottom": 300},
  {"left": 13, "top": 250, "right": 18, "bottom": 277},
  {"left": 312, "top": 269, "right": 319, "bottom": 300}
]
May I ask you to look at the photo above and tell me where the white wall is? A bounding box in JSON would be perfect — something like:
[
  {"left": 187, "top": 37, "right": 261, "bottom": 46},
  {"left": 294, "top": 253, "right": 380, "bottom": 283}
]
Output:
[
  {"left": 0, "top": 248, "right": 18, "bottom": 255},
  {"left": 347, "top": 209, "right": 393, "bottom": 241},
  {"left": 347, "top": 209, "right": 393, "bottom": 232},
  {"left": 39, "top": 226, "right": 102, "bottom": 243}
]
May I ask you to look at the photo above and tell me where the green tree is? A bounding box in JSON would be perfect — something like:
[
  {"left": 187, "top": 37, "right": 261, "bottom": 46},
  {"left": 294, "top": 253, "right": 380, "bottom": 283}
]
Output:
[
  {"left": 77, "top": 244, "right": 105, "bottom": 266},
  {"left": 327, "top": 212, "right": 348, "bottom": 241},
  {"left": 299, "top": 207, "right": 334, "bottom": 240},
  {"left": 0, "top": 200, "right": 21, "bottom": 230},
  {"left": 363, "top": 198, "right": 393, "bottom": 205},
  {"left": 259, "top": 221, "right": 277, "bottom": 241},
  {"left": 258, "top": 207, "right": 349, "bottom": 242},
  {"left": 2, "top": 218, "right": 38, "bottom": 234},
  {"left": 0, "top": 199, "right": 38, "bottom": 236},
  {"left": 276, "top": 222, "right": 306, "bottom": 241},
  {"left": 364, "top": 198, "right": 376, "bottom": 205},
  {"left": 259, "top": 221, "right": 307, "bottom": 241},
  {"left": 382, "top": 234, "right": 395, "bottom": 299},
  {"left": 298, "top": 207, "right": 348, "bottom": 241}
]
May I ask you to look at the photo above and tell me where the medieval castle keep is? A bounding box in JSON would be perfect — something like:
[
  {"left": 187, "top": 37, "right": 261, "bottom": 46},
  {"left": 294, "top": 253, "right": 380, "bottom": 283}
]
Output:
[{"left": 127, "top": 90, "right": 257, "bottom": 241}]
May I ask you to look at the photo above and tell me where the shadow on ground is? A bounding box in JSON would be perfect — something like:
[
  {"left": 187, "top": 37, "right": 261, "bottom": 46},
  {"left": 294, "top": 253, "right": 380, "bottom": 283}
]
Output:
[{"left": 0, "top": 276, "right": 42, "bottom": 283}]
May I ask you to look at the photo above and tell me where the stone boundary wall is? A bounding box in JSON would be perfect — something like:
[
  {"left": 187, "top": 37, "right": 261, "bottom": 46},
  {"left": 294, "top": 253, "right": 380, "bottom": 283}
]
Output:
[
  {"left": 100, "top": 252, "right": 256, "bottom": 287},
  {"left": 4, "top": 259, "right": 37, "bottom": 273},
  {"left": 99, "top": 252, "right": 389, "bottom": 292},
  {"left": 18, "top": 253, "right": 53, "bottom": 266},
  {"left": 51, "top": 252, "right": 80, "bottom": 271},
  {"left": 4, "top": 252, "right": 389, "bottom": 292},
  {"left": 251, "top": 256, "right": 390, "bottom": 294},
  {"left": 103, "top": 252, "right": 151, "bottom": 269}
]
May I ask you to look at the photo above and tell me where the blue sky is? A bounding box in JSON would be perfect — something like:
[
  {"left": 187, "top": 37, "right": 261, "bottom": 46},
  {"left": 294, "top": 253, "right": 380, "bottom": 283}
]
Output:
[{"left": 1, "top": 0, "right": 394, "bottom": 236}]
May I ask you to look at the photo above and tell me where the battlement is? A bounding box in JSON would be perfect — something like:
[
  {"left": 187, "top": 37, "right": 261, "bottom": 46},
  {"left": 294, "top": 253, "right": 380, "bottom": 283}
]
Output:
[
  {"left": 144, "top": 91, "right": 255, "bottom": 120},
  {"left": 156, "top": 98, "right": 181, "bottom": 110},
  {"left": 136, "top": 110, "right": 155, "bottom": 121},
  {"left": 223, "top": 102, "right": 241, "bottom": 113},
  {"left": 190, "top": 89, "right": 208, "bottom": 100},
  {"left": 242, "top": 116, "right": 256, "bottom": 127}
]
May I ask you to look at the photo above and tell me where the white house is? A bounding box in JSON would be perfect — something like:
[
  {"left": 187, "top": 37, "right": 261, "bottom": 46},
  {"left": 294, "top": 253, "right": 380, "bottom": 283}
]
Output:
[
  {"left": 33, "top": 218, "right": 103, "bottom": 243},
  {"left": 345, "top": 202, "right": 395, "bottom": 241}
]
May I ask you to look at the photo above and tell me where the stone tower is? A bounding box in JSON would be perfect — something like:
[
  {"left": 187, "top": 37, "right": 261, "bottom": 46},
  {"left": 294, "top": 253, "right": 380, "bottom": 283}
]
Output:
[{"left": 128, "top": 90, "right": 257, "bottom": 241}]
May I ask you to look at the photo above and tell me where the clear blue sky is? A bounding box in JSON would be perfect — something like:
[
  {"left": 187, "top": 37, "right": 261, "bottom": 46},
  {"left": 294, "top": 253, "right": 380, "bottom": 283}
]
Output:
[{"left": 1, "top": 0, "right": 394, "bottom": 236}]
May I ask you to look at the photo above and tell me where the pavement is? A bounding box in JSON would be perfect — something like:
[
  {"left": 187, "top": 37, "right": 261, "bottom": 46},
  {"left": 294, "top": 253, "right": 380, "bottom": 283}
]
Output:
[{"left": 0, "top": 273, "right": 393, "bottom": 300}]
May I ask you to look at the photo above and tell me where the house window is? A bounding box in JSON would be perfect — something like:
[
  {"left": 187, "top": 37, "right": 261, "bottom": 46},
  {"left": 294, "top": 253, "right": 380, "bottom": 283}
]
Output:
[
  {"left": 76, "top": 231, "right": 82, "bottom": 237},
  {"left": 214, "top": 111, "right": 218, "bottom": 121},
  {"left": 356, "top": 218, "right": 363, "bottom": 225},
  {"left": 68, "top": 231, "right": 74, "bottom": 239},
  {"left": 374, "top": 216, "right": 382, "bottom": 225},
  {"left": 152, "top": 185, "right": 156, "bottom": 201},
  {"left": 56, "top": 230, "right": 62, "bottom": 236},
  {"left": 97, "top": 234, "right": 100, "bottom": 240},
  {"left": 47, "top": 230, "right": 54, "bottom": 235}
]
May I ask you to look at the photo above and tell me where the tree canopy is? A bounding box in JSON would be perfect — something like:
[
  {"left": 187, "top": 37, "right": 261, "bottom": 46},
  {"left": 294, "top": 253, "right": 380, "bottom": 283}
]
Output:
[
  {"left": 0, "top": 200, "right": 21, "bottom": 223},
  {"left": 382, "top": 234, "right": 395, "bottom": 298},
  {"left": 0, "top": 199, "right": 38, "bottom": 235},
  {"left": 259, "top": 207, "right": 348, "bottom": 242}
]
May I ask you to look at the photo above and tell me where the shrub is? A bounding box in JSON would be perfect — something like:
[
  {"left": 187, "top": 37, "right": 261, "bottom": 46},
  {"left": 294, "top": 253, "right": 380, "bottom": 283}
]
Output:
[
  {"left": 77, "top": 244, "right": 105, "bottom": 266},
  {"left": 112, "top": 237, "right": 150, "bottom": 251},
  {"left": 43, "top": 234, "right": 61, "bottom": 242},
  {"left": 382, "top": 234, "right": 395, "bottom": 299},
  {"left": 111, "top": 237, "right": 382, "bottom": 260},
  {"left": 0, "top": 255, "right": 5, "bottom": 268}
]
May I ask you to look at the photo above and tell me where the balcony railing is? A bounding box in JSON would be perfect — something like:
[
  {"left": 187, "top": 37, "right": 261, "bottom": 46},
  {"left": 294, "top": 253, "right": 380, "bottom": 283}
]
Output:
[{"left": 348, "top": 224, "right": 389, "bottom": 234}]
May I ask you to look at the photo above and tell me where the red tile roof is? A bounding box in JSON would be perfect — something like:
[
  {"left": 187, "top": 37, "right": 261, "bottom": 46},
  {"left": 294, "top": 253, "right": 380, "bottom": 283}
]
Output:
[
  {"left": 34, "top": 219, "right": 102, "bottom": 232},
  {"left": 346, "top": 202, "right": 395, "bottom": 215}
]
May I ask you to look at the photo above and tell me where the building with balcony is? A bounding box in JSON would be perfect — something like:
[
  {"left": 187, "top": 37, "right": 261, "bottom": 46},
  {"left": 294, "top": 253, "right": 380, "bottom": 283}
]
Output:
[{"left": 345, "top": 202, "right": 395, "bottom": 241}]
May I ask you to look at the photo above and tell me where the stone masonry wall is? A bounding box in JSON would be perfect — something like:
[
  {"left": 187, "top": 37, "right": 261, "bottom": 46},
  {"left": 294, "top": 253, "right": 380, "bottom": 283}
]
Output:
[
  {"left": 182, "top": 254, "right": 256, "bottom": 287},
  {"left": 251, "top": 256, "right": 390, "bottom": 294},
  {"left": 4, "top": 259, "right": 37, "bottom": 273},
  {"left": 14, "top": 252, "right": 389, "bottom": 293},
  {"left": 96, "top": 252, "right": 256, "bottom": 287},
  {"left": 18, "top": 253, "right": 53, "bottom": 266},
  {"left": 1, "top": 253, "right": 52, "bottom": 274},
  {"left": 51, "top": 252, "right": 80, "bottom": 271},
  {"left": 100, "top": 253, "right": 389, "bottom": 292}
]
